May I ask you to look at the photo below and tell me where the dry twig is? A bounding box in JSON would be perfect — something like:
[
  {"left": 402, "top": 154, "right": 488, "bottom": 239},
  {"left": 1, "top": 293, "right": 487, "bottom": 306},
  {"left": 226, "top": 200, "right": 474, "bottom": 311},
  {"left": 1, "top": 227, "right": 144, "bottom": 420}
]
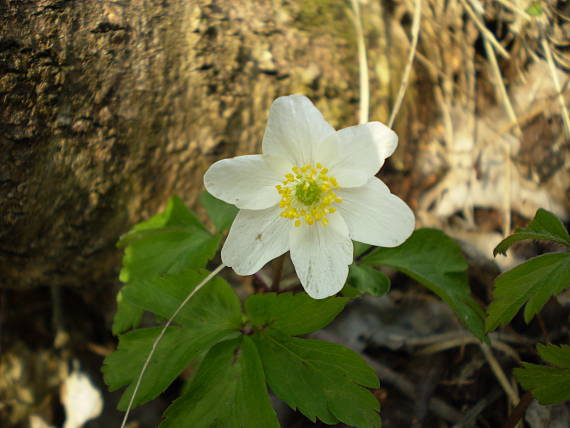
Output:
[
  {"left": 349, "top": 0, "right": 369, "bottom": 124},
  {"left": 388, "top": 0, "right": 422, "bottom": 128}
]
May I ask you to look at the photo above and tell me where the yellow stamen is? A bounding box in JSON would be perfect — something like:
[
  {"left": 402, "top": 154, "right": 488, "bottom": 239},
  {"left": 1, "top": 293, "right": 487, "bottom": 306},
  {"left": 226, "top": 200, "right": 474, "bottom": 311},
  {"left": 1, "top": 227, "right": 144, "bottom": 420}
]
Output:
[{"left": 275, "top": 162, "right": 343, "bottom": 227}]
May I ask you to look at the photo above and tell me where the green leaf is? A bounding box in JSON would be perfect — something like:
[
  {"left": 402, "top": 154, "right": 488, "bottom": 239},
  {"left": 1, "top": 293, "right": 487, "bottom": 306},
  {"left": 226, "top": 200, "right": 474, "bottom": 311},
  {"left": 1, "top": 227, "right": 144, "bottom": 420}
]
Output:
[
  {"left": 253, "top": 330, "right": 380, "bottom": 428},
  {"left": 129, "top": 195, "right": 206, "bottom": 234},
  {"left": 494, "top": 209, "right": 570, "bottom": 256},
  {"left": 104, "top": 269, "right": 243, "bottom": 409},
  {"left": 245, "top": 292, "right": 348, "bottom": 336},
  {"left": 362, "top": 228, "right": 486, "bottom": 341},
  {"left": 122, "top": 269, "right": 242, "bottom": 329},
  {"left": 354, "top": 241, "right": 371, "bottom": 258},
  {"left": 346, "top": 264, "right": 391, "bottom": 297},
  {"left": 118, "top": 195, "right": 218, "bottom": 283},
  {"left": 199, "top": 190, "right": 238, "bottom": 232},
  {"left": 537, "top": 343, "right": 570, "bottom": 367},
  {"left": 160, "top": 337, "right": 280, "bottom": 428},
  {"left": 114, "top": 229, "right": 219, "bottom": 334},
  {"left": 112, "top": 292, "right": 143, "bottom": 335},
  {"left": 119, "top": 228, "right": 220, "bottom": 284},
  {"left": 514, "top": 344, "right": 570, "bottom": 405},
  {"left": 103, "top": 325, "right": 239, "bottom": 410},
  {"left": 486, "top": 253, "right": 570, "bottom": 331},
  {"left": 113, "top": 197, "right": 219, "bottom": 334}
]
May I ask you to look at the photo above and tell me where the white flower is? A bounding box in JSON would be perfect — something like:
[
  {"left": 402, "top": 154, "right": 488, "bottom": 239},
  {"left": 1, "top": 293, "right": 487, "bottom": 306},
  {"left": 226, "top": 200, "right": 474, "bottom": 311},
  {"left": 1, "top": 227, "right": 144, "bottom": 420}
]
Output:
[{"left": 204, "top": 95, "right": 415, "bottom": 299}]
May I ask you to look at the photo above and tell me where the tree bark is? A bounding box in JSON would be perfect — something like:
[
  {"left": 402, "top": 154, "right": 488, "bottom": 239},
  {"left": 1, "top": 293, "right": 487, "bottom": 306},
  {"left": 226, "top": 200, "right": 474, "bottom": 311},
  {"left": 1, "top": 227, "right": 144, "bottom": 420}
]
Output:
[{"left": 0, "top": 0, "right": 382, "bottom": 290}]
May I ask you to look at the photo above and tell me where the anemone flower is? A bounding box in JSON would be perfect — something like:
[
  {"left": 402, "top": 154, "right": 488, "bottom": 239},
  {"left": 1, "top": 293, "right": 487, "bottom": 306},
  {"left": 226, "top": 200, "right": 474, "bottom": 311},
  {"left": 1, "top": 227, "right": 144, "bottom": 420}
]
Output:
[{"left": 204, "top": 95, "right": 415, "bottom": 298}]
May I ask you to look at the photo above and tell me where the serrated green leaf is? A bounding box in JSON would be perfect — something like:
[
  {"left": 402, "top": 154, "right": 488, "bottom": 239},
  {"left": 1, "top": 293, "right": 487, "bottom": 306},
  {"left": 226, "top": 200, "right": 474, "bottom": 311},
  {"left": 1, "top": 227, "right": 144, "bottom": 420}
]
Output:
[
  {"left": 112, "top": 293, "right": 143, "bottom": 335},
  {"left": 486, "top": 253, "right": 570, "bottom": 331},
  {"left": 122, "top": 269, "right": 242, "bottom": 329},
  {"left": 199, "top": 190, "right": 238, "bottom": 232},
  {"left": 105, "top": 269, "right": 243, "bottom": 409},
  {"left": 160, "top": 337, "right": 280, "bottom": 428},
  {"left": 113, "top": 197, "right": 219, "bottom": 334},
  {"left": 245, "top": 292, "right": 348, "bottom": 336},
  {"left": 514, "top": 344, "right": 570, "bottom": 404},
  {"left": 130, "top": 195, "right": 206, "bottom": 234},
  {"left": 102, "top": 325, "right": 239, "bottom": 410},
  {"left": 537, "top": 343, "right": 570, "bottom": 367},
  {"left": 346, "top": 264, "right": 390, "bottom": 297},
  {"left": 114, "top": 231, "right": 220, "bottom": 334},
  {"left": 253, "top": 330, "right": 380, "bottom": 428},
  {"left": 362, "top": 228, "right": 486, "bottom": 341},
  {"left": 119, "top": 228, "right": 221, "bottom": 283},
  {"left": 494, "top": 209, "right": 570, "bottom": 256}
]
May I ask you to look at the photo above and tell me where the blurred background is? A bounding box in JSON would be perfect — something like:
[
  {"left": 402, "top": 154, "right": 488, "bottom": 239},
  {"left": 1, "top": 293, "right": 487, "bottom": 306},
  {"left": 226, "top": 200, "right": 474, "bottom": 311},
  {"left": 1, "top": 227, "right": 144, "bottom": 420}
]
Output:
[{"left": 1, "top": 0, "right": 568, "bottom": 427}]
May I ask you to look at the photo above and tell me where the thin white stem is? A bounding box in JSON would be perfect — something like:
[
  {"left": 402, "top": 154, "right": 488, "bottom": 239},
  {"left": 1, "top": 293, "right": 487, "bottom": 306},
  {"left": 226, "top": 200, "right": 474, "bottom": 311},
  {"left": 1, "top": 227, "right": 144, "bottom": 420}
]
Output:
[
  {"left": 349, "top": 0, "right": 369, "bottom": 124},
  {"left": 480, "top": 343, "right": 519, "bottom": 406},
  {"left": 460, "top": 0, "right": 510, "bottom": 59},
  {"left": 120, "top": 263, "right": 226, "bottom": 428},
  {"left": 388, "top": 0, "right": 422, "bottom": 128}
]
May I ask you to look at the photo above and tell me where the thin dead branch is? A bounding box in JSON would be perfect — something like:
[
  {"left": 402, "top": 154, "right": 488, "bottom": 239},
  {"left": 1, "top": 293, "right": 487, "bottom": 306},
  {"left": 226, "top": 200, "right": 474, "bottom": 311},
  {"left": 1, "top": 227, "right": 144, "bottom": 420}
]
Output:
[
  {"left": 349, "top": 0, "right": 370, "bottom": 124},
  {"left": 388, "top": 0, "right": 422, "bottom": 128}
]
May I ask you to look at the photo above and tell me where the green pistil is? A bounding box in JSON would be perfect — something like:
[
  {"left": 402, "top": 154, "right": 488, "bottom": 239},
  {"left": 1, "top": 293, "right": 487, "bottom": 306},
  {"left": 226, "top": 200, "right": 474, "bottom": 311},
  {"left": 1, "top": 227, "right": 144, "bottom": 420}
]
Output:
[{"left": 295, "top": 180, "right": 322, "bottom": 206}]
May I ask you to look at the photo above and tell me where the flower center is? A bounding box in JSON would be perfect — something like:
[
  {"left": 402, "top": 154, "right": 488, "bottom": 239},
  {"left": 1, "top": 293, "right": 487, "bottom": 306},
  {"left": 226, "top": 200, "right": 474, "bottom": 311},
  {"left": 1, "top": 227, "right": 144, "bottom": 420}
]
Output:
[
  {"left": 295, "top": 180, "right": 322, "bottom": 206},
  {"left": 276, "top": 163, "right": 342, "bottom": 227}
]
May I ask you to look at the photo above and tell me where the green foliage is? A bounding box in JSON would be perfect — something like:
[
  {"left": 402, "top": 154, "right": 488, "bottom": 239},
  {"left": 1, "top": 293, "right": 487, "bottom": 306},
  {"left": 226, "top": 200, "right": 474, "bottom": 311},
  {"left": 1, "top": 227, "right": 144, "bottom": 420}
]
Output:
[
  {"left": 112, "top": 292, "right": 143, "bottom": 335},
  {"left": 199, "top": 190, "right": 238, "bottom": 232},
  {"left": 485, "top": 253, "right": 570, "bottom": 331},
  {"left": 113, "top": 196, "right": 221, "bottom": 334},
  {"left": 161, "top": 337, "right": 280, "bottom": 428},
  {"left": 353, "top": 241, "right": 371, "bottom": 258},
  {"left": 119, "top": 227, "right": 220, "bottom": 283},
  {"left": 107, "top": 270, "right": 379, "bottom": 427},
  {"left": 494, "top": 209, "right": 570, "bottom": 256},
  {"left": 103, "top": 326, "right": 239, "bottom": 410},
  {"left": 122, "top": 269, "right": 242, "bottom": 328},
  {"left": 253, "top": 329, "right": 380, "bottom": 428},
  {"left": 514, "top": 344, "right": 570, "bottom": 405},
  {"left": 486, "top": 209, "right": 570, "bottom": 332},
  {"left": 104, "top": 270, "right": 242, "bottom": 409},
  {"left": 245, "top": 292, "right": 348, "bottom": 336},
  {"left": 362, "top": 228, "right": 486, "bottom": 341},
  {"left": 346, "top": 264, "right": 391, "bottom": 297}
]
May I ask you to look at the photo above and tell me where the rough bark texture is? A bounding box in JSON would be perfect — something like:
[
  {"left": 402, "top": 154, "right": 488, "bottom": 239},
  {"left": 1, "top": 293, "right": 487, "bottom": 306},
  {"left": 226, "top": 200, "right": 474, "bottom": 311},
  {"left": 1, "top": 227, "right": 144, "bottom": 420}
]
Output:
[{"left": 1, "top": 0, "right": 400, "bottom": 290}]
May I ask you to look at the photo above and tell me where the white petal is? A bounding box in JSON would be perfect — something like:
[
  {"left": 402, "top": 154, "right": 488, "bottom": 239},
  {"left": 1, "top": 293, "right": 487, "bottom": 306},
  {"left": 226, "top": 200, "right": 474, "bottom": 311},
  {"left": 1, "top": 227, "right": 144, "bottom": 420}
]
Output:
[
  {"left": 370, "top": 121, "right": 398, "bottom": 159},
  {"left": 204, "top": 154, "right": 289, "bottom": 210},
  {"left": 262, "top": 95, "right": 335, "bottom": 165},
  {"left": 336, "top": 178, "right": 415, "bottom": 247},
  {"left": 289, "top": 212, "right": 353, "bottom": 299},
  {"left": 221, "top": 205, "right": 291, "bottom": 275},
  {"left": 317, "top": 122, "right": 398, "bottom": 188}
]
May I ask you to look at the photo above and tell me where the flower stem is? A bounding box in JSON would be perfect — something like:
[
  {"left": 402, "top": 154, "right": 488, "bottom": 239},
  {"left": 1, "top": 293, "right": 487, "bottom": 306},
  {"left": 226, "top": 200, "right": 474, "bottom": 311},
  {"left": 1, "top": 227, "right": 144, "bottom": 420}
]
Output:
[
  {"left": 271, "top": 254, "right": 286, "bottom": 291},
  {"left": 120, "top": 263, "right": 226, "bottom": 428}
]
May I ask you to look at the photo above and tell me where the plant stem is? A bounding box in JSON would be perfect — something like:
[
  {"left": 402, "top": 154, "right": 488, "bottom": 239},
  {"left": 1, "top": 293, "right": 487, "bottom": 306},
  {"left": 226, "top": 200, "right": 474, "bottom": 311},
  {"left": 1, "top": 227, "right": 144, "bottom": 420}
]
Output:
[
  {"left": 501, "top": 391, "right": 534, "bottom": 428},
  {"left": 120, "top": 263, "right": 226, "bottom": 428},
  {"left": 271, "top": 254, "right": 286, "bottom": 291}
]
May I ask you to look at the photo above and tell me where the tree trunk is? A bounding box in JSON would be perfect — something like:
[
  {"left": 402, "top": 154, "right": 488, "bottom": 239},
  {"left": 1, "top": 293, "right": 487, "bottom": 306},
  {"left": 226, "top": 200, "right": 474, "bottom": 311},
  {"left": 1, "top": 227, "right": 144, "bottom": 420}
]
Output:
[{"left": 1, "top": 0, "right": 390, "bottom": 290}]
